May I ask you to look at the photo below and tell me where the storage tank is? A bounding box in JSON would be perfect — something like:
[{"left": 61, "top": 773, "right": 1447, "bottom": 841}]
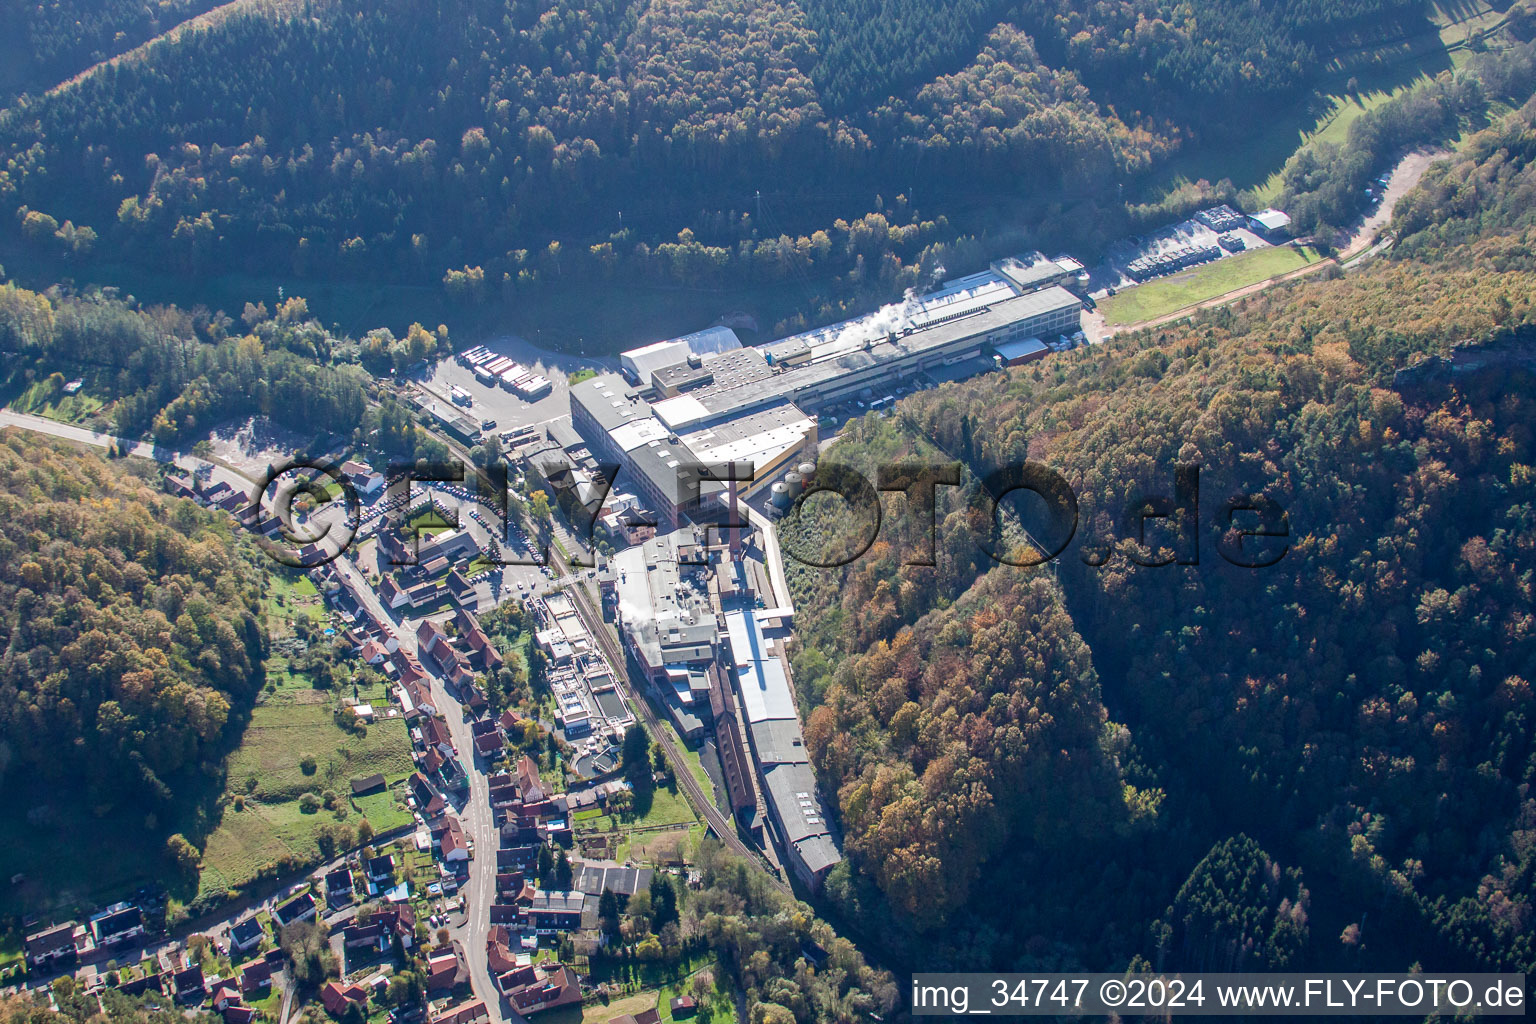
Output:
[
  {"left": 770, "top": 482, "right": 791, "bottom": 507},
  {"left": 784, "top": 472, "right": 804, "bottom": 498},
  {"left": 797, "top": 461, "right": 816, "bottom": 479}
]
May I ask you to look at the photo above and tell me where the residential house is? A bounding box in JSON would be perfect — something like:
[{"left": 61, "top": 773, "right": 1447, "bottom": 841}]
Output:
[
  {"left": 408, "top": 773, "right": 447, "bottom": 817},
  {"left": 428, "top": 634, "right": 475, "bottom": 687},
  {"left": 398, "top": 677, "right": 434, "bottom": 719},
  {"left": 373, "top": 903, "right": 415, "bottom": 947},
  {"left": 326, "top": 867, "right": 354, "bottom": 904},
  {"left": 485, "top": 926, "right": 520, "bottom": 976},
  {"left": 380, "top": 575, "right": 409, "bottom": 610},
  {"left": 321, "top": 980, "right": 369, "bottom": 1017},
  {"left": 425, "top": 944, "right": 466, "bottom": 994},
  {"left": 463, "top": 684, "right": 489, "bottom": 714},
  {"left": 446, "top": 569, "right": 476, "bottom": 602},
  {"left": 455, "top": 609, "right": 503, "bottom": 672},
  {"left": 515, "top": 755, "right": 551, "bottom": 804},
  {"left": 359, "top": 640, "right": 389, "bottom": 666},
  {"left": 238, "top": 960, "right": 273, "bottom": 996},
  {"left": 24, "top": 923, "right": 78, "bottom": 971},
  {"left": 407, "top": 580, "right": 446, "bottom": 608},
  {"left": 208, "top": 980, "right": 241, "bottom": 1012},
  {"left": 90, "top": 904, "right": 144, "bottom": 947},
  {"left": 341, "top": 460, "right": 386, "bottom": 496},
  {"left": 417, "top": 619, "right": 449, "bottom": 651},
  {"left": 172, "top": 962, "right": 205, "bottom": 1004},
  {"left": 495, "top": 844, "right": 540, "bottom": 873},
  {"left": 342, "top": 918, "right": 388, "bottom": 952},
  {"left": 273, "top": 892, "right": 317, "bottom": 927},
  {"left": 498, "top": 963, "right": 582, "bottom": 1015},
  {"left": 471, "top": 719, "right": 503, "bottom": 757},
  {"left": 525, "top": 891, "right": 585, "bottom": 934},
  {"left": 420, "top": 717, "right": 455, "bottom": 758},
  {"left": 229, "top": 918, "right": 263, "bottom": 955},
  {"left": 367, "top": 855, "right": 396, "bottom": 884},
  {"left": 432, "top": 815, "right": 470, "bottom": 863},
  {"left": 430, "top": 1000, "right": 489, "bottom": 1024},
  {"left": 487, "top": 772, "right": 519, "bottom": 811},
  {"left": 610, "top": 1011, "right": 662, "bottom": 1024}
]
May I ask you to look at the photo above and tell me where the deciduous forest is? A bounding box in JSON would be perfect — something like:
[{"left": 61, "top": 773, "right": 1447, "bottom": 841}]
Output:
[
  {"left": 0, "top": 432, "right": 266, "bottom": 833},
  {"left": 0, "top": 0, "right": 1463, "bottom": 342},
  {"left": 784, "top": 101, "right": 1536, "bottom": 974}
]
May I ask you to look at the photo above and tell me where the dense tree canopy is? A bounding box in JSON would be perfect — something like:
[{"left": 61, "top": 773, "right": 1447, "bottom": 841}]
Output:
[
  {"left": 0, "top": 431, "right": 267, "bottom": 816},
  {"left": 0, "top": 0, "right": 1466, "bottom": 343},
  {"left": 0, "top": 0, "right": 224, "bottom": 104},
  {"left": 785, "top": 108, "right": 1536, "bottom": 972}
]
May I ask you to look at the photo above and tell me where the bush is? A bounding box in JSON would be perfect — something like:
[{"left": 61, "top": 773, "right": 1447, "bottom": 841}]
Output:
[
  {"left": 299, "top": 754, "right": 318, "bottom": 775},
  {"left": 299, "top": 793, "right": 322, "bottom": 814}
]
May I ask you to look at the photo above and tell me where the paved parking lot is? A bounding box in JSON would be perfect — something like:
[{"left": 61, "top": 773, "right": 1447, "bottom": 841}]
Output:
[{"left": 422, "top": 335, "right": 615, "bottom": 437}]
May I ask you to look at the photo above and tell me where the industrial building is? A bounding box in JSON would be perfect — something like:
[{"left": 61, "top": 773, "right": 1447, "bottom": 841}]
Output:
[
  {"left": 620, "top": 326, "right": 742, "bottom": 386},
  {"left": 571, "top": 258, "right": 1081, "bottom": 524},
  {"left": 1249, "top": 208, "right": 1293, "bottom": 239},
  {"left": 570, "top": 375, "right": 816, "bottom": 526},
  {"left": 410, "top": 391, "right": 482, "bottom": 445},
  {"left": 723, "top": 607, "right": 840, "bottom": 890},
  {"left": 611, "top": 527, "right": 717, "bottom": 738},
  {"left": 994, "top": 336, "right": 1049, "bottom": 366},
  {"left": 991, "top": 251, "right": 1088, "bottom": 293},
  {"left": 651, "top": 281, "right": 1081, "bottom": 428}
]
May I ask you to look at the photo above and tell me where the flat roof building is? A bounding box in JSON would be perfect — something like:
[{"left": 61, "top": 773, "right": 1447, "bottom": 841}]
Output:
[
  {"left": 991, "top": 251, "right": 1087, "bottom": 293},
  {"left": 760, "top": 762, "right": 841, "bottom": 889},
  {"left": 620, "top": 327, "right": 741, "bottom": 386},
  {"left": 994, "top": 336, "right": 1049, "bottom": 366},
  {"left": 649, "top": 286, "right": 1082, "bottom": 430},
  {"left": 613, "top": 528, "right": 717, "bottom": 681},
  {"left": 722, "top": 607, "right": 841, "bottom": 889}
]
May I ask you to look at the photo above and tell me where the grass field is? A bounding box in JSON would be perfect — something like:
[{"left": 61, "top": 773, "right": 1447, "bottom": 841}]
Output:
[
  {"left": 196, "top": 609, "right": 414, "bottom": 906},
  {"left": 1100, "top": 245, "right": 1325, "bottom": 327},
  {"left": 3, "top": 368, "right": 110, "bottom": 425},
  {"left": 407, "top": 509, "right": 455, "bottom": 536},
  {"left": 1149, "top": 0, "right": 1494, "bottom": 206},
  {"left": 265, "top": 573, "right": 323, "bottom": 638}
]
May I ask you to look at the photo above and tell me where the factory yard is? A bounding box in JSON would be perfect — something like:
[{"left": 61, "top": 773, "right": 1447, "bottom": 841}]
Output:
[
  {"left": 420, "top": 334, "right": 616, "bottom": 439},
  {"left": 1098, "top": 243, "right": 1326, "bottom": 328}
]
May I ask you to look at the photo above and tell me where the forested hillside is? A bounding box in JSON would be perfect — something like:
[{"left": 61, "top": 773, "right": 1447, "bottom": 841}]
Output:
[
  {"left": 785, "top": 102, "right": 1536, "bottom": 973},
  {"left": 0, "top": 431, "right": 266, "bottom": 837},
  {"left": 0, "top": 0, "right": 1452, "bottom": 343},
  {"left": 0, "top": 282, "right": 454, "bottom": 461},
  {"left": 0, "top": 0, "right": 225, "bottom": 104}
]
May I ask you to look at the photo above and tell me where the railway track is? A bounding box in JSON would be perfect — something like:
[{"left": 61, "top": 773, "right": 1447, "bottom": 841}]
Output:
[
  {"left": 548, "top": 544, "right": 793, "bottom": 897},
  {"left": 417, "top": 418, "right": 792, "bottom": 897}
]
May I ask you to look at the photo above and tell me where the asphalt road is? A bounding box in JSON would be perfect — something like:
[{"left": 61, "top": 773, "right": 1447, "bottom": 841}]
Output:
[
  {"left": 415, "top": 419, "right": 794, "bottom": 898},
  {"left": 331, "top": 551, "right": 508, "bottom": 1021},
  {"left": 0, "top": 409, "right": 254, "bottom": 494}
]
